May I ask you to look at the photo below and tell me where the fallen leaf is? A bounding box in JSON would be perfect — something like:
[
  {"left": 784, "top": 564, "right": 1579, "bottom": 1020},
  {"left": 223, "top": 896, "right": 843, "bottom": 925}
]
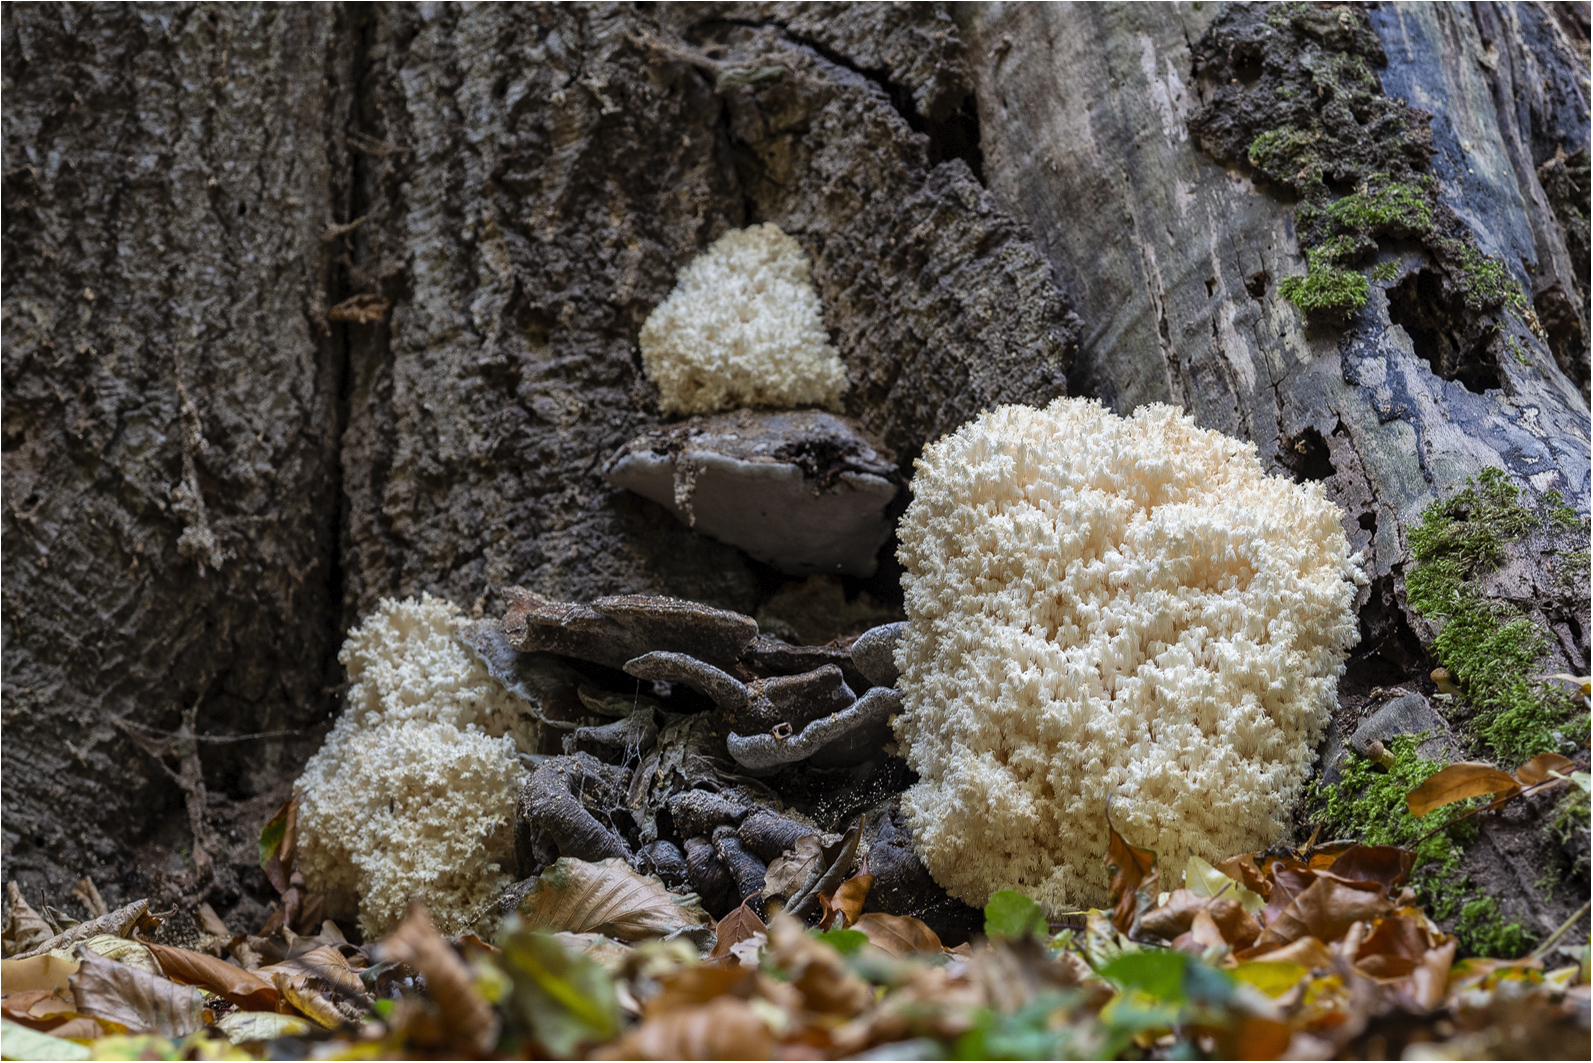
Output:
[
  {"left": 498, "top": 923, "right": 622, "bottom": 1057},
  {"left": 256, "top": 945, "right": 369, "bottom": 1029},
  {"left": 1353, "top": 913, "right": 1432, "bottom": 980},
  {"left": 0, "top": 1018, "right": 92, "bottom": 1060},
  {"left": 3, "top": 884, "right": 54, "bottom": 957},
  {"left": 1231, "top": 960, "right": 1309, "bottom": 997},
  {"left": 71, "top": 879, "right": 109, "bottom": 921},
  {"left": 377, "top": 903, "right": 499, "bottom": 1057},
  {"left": 1214, "top": 853, "right": 1272, "bottom": 900},
  {"left": 1, "top": 954, "right": 79, "bottom": 996},
  {"left": 709, "top": 899, "right": 767, "bottom": 962},
  {"left": 983, "top": 890, "right": 1047, "bottom": 941},
  {"left": 1323, "top": 846, "right": 1415, "bottom": 893},
  {"left": 517, "top": 857, "right": 706, "bottom": 941},
  {"left": 852, "top": 913, "right": 942, "bottom": 957},
  {"left": 1216, "top": 1015, "right": 1294, "bottom": 1060},
  {"left": 818, "top": 873, "right": 873, "bottom": 930},
  {"left": 1106, "top": 822, "right": 1157, "bottom": 933},
  {"left": 1515, "top": 752, "right": 1577, "bottom": 786},
  {"left": 645, "top": 965, "right": 759, "bottom": 1017},
  {"left": 1543, "top": 673, "right": 1591, "bottom": 698},
  {"left": 9, "top": 901, "right": 149, "bottom": 962},
  {"left": 766, "top": 913, "right": 872, "bottom": 1015},
  {"left": 1237, "top": 935, "right": 1335, "bottom": 969},
  {"left": 762, "top": 835, "right": 830, "bottom": 900},
  {"left": 1408, "top": 940, "right": 1456, "bottom": 1012},
  {"left": 72, "top": 935, "right": 158, "bottom": 974},
  {"left": 257, "top": 799, "right": 297, "bottom": 896},
  {"left": 594, "top": 994, "right": 774, "bottom": 1060},
  {"left": 1185, "top": 854, "right": 1265, "bottom": 913},
  {"left": 1406, "top": 762, "right": 1520, "bottom": 817},
  {"left": 214, "top": 1010, "right": 317, "bottom": 1045},
  {"left": 68, "top": 947, "right": 204, "bottom": 1038},
  {"left": 1256, "top": 877, "right": 1391, "bottom": 948}
]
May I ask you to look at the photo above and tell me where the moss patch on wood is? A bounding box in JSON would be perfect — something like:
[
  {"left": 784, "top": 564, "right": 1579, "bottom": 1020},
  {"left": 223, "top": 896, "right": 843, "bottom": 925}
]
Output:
[{"left": 1189, "top": 2, "right": 1540, "bottom": 340}]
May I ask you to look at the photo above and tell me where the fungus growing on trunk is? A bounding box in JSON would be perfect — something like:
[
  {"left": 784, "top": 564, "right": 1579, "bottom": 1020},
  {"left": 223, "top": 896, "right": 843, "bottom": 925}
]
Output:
[{"left": 893, "top": 398, "right": 1364, "bottom": 914}]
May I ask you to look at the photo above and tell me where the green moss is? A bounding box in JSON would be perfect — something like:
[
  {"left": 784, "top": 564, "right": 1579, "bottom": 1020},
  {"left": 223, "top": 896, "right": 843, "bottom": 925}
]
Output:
[
  {"left": 1456, "top": 898, "right": 1532, "bottom": 959},
  {"left": 1406, "top": 469, "right": 1590, "bottom": 765},
  {"left": 1280, "top": 263, "right": 1369, "bottom": 316},
  {"left": 1326, "top": 174, "right": 1434, "bottom": 235},
  {"left": 1505, "top": 335, "right": 1531, "bottom": 366},
  {"left": 1248, "top": 128, "right": 1321, "bottom": 184},
  {"left": 1552, "top": 785, "right": 1590, "bottom": 867},
  {"left": 1315, "top": 737, "right": 1474, "bottom": 919},
  {"left": 1369, "top": 260, "right": 1400, "bottom": 283}
]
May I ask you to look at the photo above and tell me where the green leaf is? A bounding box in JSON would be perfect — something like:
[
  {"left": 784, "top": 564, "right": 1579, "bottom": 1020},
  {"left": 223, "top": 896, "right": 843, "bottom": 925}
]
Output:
[
  {"left": 812, "top": 928, "right": 867, "bottom": 955},
  {"left": 1100, "top": 950, "right": 1189, "bottom": 1002},
  {"left": 497, "top": 921, "right": 620, "bottom": 1058},
  {"left": 984, "top": 890, "right": 1047, "bottom": 941},
  {"left": 258, "top": 803, "right": 289, "bottom": 869},
  {"left": 0, "top": 1019, "right": 92, "bottom": 1061}
]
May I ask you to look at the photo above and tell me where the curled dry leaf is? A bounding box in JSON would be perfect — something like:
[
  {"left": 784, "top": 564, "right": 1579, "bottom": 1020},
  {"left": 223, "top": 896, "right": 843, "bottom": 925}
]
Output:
[
  {"left": 851, "top": 913, "right": 942, "bottom": 957},
  {"left": 71, "top": 878, "right": 109, "bottom": 920},
  {"left": 1406, "top": 762, "right": 1520, "bottom": 817},
  {"left": 1105, "top": 822, "right": 1157, "bottom": 934},
  {"left": 1255, "top": 876, "right": 1391, "bottom": 949},
  {"left": 68, "top": 946, "right": 205, "bottom": 1038},
  {"left": 818, "top": 872, "right": 873, "bottom": 930},
  {"left": 595, "top": 994, "right": 774, "bottom": 1061},
  {"left": 378, "top": 903, "right": 499, "bottom": 1057},
  {"left": 9, "top": 900, "right": 149, "bottom": 962},
  {"left": 256, "top": 945, "right": 370, "bottom": 1029},
  {"left": 518, "top": 857, "right": 707, "bottom": 941},
  {"left": 3, "top": 884, "right": 54, "bottom": 957}
]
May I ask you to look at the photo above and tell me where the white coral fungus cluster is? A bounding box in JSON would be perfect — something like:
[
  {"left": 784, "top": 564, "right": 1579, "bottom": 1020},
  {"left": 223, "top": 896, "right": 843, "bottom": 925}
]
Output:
[
  {"left": 639, "top": 223, "right": 849, "bottom": 415},
  {"left": 295, "top": 595, "right": 534, "bottom": 938},
  {"left": 894, "top": 398, "right": 1362, "bottom": 914}
]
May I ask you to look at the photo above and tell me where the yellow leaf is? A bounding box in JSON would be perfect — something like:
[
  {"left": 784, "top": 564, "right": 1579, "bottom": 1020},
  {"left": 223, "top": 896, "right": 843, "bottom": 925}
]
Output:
[
  {"left": 1184, "top": 854, "right": 1264, "bottom": 913},
  {"left": 1232, "top": 960, "right": 1309, "bottom": 997}
]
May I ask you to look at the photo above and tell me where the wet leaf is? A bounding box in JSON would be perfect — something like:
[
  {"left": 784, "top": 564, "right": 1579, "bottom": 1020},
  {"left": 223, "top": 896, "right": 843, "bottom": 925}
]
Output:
[
  {"left": 517, "top": 857, "right": 706, "bottom": 941},
  {"left": 1406, "top": 762, "right": 1520, "bottom": 817},
  {"left": 213, "top": 1011, "right": 317, "bottom": 1045},
  {"left": 594, "top": 994, "right": 774, "bottom": 1060},
  {"left": 498, "top": 922, "right": 621, "bottom": 1056},
  {"left": 1105, "top": 823, "right": 1157, "bottom": 933},
  {"left": 983, "top": 890, "right": 1046, "bottom": 941},
  {"left": 0, "top": 1019, "right": 91, "bottom": 1060},
  {"left": 68, "top": 947, "right": 204, "bottom": 1038},
  {"left": 708, "top": 899, "right": 766, "bottom": 962},
  {"left": 851, "top": 913, "right": 942, "bottom": 957},
  {"left": 1515, "top": 752, "right": 1577, "bottom": 786},
  {"left": 378, "top": 903, "right": 499, "bottom": 1057}
]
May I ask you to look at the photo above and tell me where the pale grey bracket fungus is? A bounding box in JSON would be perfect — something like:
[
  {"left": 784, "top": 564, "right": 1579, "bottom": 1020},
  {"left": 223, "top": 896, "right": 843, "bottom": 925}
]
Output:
[
  {"left": 603, "top": 409, "right": 902, "bottom": 577},
  {"left": 850, "top": 621, "right": 905, "bottom": 688}
]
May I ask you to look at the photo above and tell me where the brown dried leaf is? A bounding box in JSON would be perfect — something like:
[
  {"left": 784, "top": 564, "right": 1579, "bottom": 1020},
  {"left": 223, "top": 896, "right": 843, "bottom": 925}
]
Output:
[
  {"left": 1105, "top": 822, "right": 1157, "bottom": 934},
  {"left": 762, "top": 835, "right": 828, "bottom": 900},
  {"left": 1216, "top": 1015, "right": 1294, "bottom": 1060},
  {"left": 1324, "top": 845, "right": 1416, "bottom": 893},
  {"left": 1237, "top": 935, "right": 1335, "bottom": 969},
  {"left": 4, "top": 883, "right": 57, "bottom": 956},
  {"left": 851, "top": 913, "right": 942, "bottom": 957},
  {"left": 709, "top": 899, "right": 767, "bottom": 961},
  {"left": 818, "top": 873, "right": 873, "bottom": 930},
  {"left": 644, "top": 965, "right": 759, "bottom": 1017},
  {"left": 256, "top": 945, "right": 370, "bottom": 1029},
  {"left": 1515, "top": 752, "right": 1577, "bottom": 786},
  {"left": 1408, "top": 940, "right": 1456, "bottom": 1012},
  {"left": 1214, "top": 853, "right": 1272, "bottom": 900},
  {"left": 766, "top": 913, "right": 872, "bottom": 1016},
  {"left": 379, "top": 903, "right": 499, "bottom": 1056},
  {"left": 1353, "top": 912, "right": 1432, "bottom": 981},
  {"left": 143, "top": 941, "right": 277, "bottom": 1011},
  {"left": 1256, "top": 877, "right": 1391, "bottom": 949},
  {"left": 11, "top": 900, "right": 150, "bottom": 962},
  {"left": 69, "top": 946, "right": 205, "bottom": 1037},
  {"left": 518, "top": 857, "right": 706, "bottom": 941},
  {"left": 1406, "top": 762, "right": 1520, "bottom": 817},
  {"left": 1, "top": 954, "right": 79, "bottom": 996},
  {"left": 595, "top": 995, "right": 774, "bottom": 1060},
  {"left": 71, "top": 878, "right": 109, "bottom": 920}
]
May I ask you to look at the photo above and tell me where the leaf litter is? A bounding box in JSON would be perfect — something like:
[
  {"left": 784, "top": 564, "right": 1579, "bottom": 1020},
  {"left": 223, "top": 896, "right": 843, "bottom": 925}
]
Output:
[{"left": 2, "top": 754, "right": 1587, "bottom": 1060}]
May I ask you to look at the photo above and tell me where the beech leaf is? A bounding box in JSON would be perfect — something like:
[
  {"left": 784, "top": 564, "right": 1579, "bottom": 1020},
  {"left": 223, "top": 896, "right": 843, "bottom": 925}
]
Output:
[
  {"left": 1105, "top": 822, "right": 1157, "bottom": 933},
  {"left": 68, "top": 947, "right": 205, "bottom": 1038},
  {"left": 377, "top": 903, "right": 499, "bottom": 1057},
  {"left": 984, "top": 890, "right": 1047, "bottom": 941},
  {"left": 3, "top": 884, "right": 53, "bottom": 956},
  {"left": 517, "top": 857, "right": 707, "bottom": 941},
  {"left": 0, "top": 1019, "right": 92, "bottom": 1061},
  {"left": 851, "top": 912, "right": 943, "bottom": 956},
  {"left": 708, "top": 898, "right": 767, "bottom": 961},
  {"left": 214, "top": 1011, "right": 317, "bottom": 1045},
  {"left": 818, "top": 872, "right": 873, "bottom": 930},
  {"left": 1406, "top": 762, "right": 1520, "bottom": 817},
  {"left": 1515, "top": 752, "right": 1577, "bottom": 786}
]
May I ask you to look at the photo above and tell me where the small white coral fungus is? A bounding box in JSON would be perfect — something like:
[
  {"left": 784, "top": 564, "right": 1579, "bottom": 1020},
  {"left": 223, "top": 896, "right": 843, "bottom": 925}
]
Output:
[
  {"left": 295, "top": 595, "right": 533, "bottom": 938},
  {"left": 639, "top": 223, "right": 849, "bottom": 415},
  {"left": 894, "top": 398, "right": 1362, "bottom": 914}
]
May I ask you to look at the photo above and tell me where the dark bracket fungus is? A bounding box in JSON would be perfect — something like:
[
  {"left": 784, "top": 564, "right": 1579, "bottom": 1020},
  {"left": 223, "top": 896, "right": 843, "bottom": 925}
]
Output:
[
  {"left": 494, "top": 592, "right": 981, "bottom": 940},
  {"left": 603, "top": 409, "right": 902, "bottom": 577},
  {"left": 727, "top": 687, "right": 903, "bottom": 772},
  {"left": 502, "top": 587, "right": 758, "bottom": 671}
]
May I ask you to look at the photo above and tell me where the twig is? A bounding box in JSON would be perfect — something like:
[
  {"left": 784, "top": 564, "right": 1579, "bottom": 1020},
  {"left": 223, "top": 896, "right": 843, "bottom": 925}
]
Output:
[{"left": 1529, "top": 900, "right": 1590, "bottom": 961}]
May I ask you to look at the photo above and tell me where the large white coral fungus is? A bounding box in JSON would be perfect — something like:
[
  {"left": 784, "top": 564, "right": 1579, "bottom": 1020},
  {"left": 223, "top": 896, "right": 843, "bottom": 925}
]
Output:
[{"left": 893, "top": 398, "right": 1362, "bottom": 914}]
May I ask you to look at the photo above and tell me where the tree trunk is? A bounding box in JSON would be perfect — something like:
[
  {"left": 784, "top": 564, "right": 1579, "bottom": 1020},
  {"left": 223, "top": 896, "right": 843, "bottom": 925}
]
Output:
[{"left": 3, "top": 1, "right": 1588, "bottom": 947}]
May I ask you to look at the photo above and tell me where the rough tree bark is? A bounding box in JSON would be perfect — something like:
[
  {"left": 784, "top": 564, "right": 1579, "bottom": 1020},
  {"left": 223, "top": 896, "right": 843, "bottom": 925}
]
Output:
[{"left": 3, "top": 1, "right": 1588, "bottom": 947}]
